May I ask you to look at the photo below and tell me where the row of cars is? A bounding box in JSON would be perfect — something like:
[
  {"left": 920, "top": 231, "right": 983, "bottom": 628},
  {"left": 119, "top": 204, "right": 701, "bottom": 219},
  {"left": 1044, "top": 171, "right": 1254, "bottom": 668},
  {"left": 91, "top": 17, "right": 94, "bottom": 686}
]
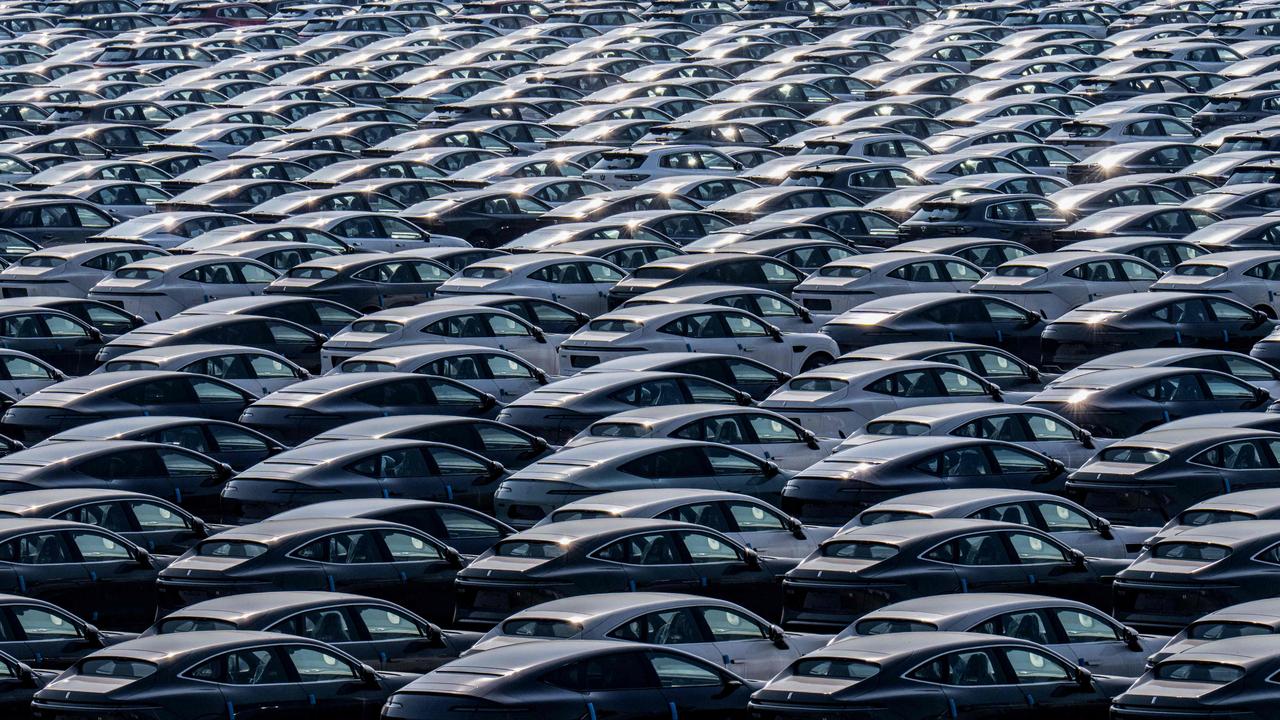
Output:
[{"left": 6, "top": 0, "right": 1280, "bottom": 716}]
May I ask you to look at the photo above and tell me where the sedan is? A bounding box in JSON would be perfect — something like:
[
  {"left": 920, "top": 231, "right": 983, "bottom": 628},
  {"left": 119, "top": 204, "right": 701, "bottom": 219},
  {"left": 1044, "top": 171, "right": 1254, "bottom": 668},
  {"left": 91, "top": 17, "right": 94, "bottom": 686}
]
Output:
[
  {"left": 300, "top": 416, "right": 552, "bottom": 473},
  {"left": 147, "top": 591, "right": 478, "bottom": 672},
  {"left": 791, "top": 252, "right": 984, "bottom": 316},
  {"left": 1144, "top": 598, "right": 1280, "bottom": 667},
  {"left": 0, "top": 593, "right": 135, "bottom": 669},
  {"left": 264, "top": 253, "right": 453, "bottom": 314},
  {"left": 0, "top": 243, "right": 167, "bottom": 299},
  {"left": 88, "top": 255, "right": 278, "bottom": 322},
  {"left": 781, "top": 519, "right": 1120, "bottom": 631},
  {"left": 832, "top": 593, "right": 1165, "bottom": 677},
  {"left": 99, "top": 345, "right": 309, "bottom": 396},
  {"left": 467, "top": 593, "right": 828, "bottom": 680},
  {"left": 454, "top": 519, "right": 796, "bottom": 627},
  {"left": 1040, "top": 292, "right": 1275, "bottom": 370},
  {"left": 0, "top": 488, "right": 222, "bottom": 555},
  {"left": 434, "top": 254, "right": 625, "bottom": 317},
  {"left": 156, "top": 518, "right": 464, "bottom": 624},
  {"left": 607, "top": 254, "right": 804, "bottom": 308},
  {"left": 1113, "top": 636, "right": 1280, "bottom": 720},
  {"left": 266, "top": 498, "right": 515, "bottom": 557},
  {"left": 30, "top": 631, "right": 415, "bottom": 720},
  {"left": 970, "top": 252, "right": 1161, "bottom": 320}
]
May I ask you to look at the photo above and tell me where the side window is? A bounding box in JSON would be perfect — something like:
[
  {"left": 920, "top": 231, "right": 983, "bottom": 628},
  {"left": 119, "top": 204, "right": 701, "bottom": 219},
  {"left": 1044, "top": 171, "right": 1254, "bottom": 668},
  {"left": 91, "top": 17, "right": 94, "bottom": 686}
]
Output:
[
  {"left": 594, "top": 533, "right": 680, "bottom": 565},
  {"left": 285, "top": 646, "right": 360, "bottom": 682},
  {"left": 999, "top": 648, "right": 1073, "bottom": 684},
  {"left": 698, "top": 606, "right": 767, "bottom": 641},
  {"left": 647, "top": 651, "right": 724, "bottom": 688},
  {"left": 0, "top": 533, "right": 73, "bottom": 564},
  {"left": 657, "top": 502, "right": 732, "bottom": 532},
  {"left": 275, "top": 608, "right": 358, "bottom": 643},
  {"left": 910, "top": 650, "right": 1009, "bottom": 686},
  {"left": 1035, "top": 502, "right": 1094, "bottom": 531},
  {"left": 937, "top": 369, "right": 989, "bottom": 396},
  {"left": 1007, "top": 532, "right": 1069, "bottom": 563},
  {"left": 972, "top": 610, "right": 1053, "bottom": 645},
  {"left": 725, "top": 502, "right": 788, "bottom": 531},
  {"left": 1025, "top": 414, "right": 1076, "bottom": 440},
  {"left": 357, "top": 606, "right": 428, "bottom": 640},
  {"left": 990, "top": 446, "right": 1050, "bottom": 473},
  {"left": 379, "top": 531, "right": 443, "bottom": 561},
  {"left": 608, "top": 608, "right": 706, "bottom": 644},
  {"left": 677, "top": 532, "right": 742, "bottom": 563},
  {"left": 746, "top": 415, "right": 802, "bottom": 443},
  {"left": 68, "top": 531, "right": 133, "bottom": 560},
  {"left": 131, "top": 502, "right": 192, "bottom": 530},
  {"left": 217, "top": 649, "right": 290, "bottom": 685},
  {"left": 1054, "top": 608, "right": 1120, "bottom": 643},
  {"left": 13, "top": 605, "right": 82, "bottom": 638}
]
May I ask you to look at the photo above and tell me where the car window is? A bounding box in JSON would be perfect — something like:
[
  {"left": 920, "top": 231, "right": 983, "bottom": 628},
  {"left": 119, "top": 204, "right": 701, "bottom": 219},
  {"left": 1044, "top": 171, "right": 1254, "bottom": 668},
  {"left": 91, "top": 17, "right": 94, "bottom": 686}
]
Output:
[
  {"left": 13, "top": 606, "right": 81, "bottom": 638},
  {"left": 1008, "top": 532, "right": 1068, "bottom": 563},
  {"left": 699, "top": 606, "right": 768, "bottom": 641},
  {"left": 910, "top": 650, "right": 1009, "bottom": 686},
  {"left": 68, "top": 531, "right": 133, "bottom": 560},
  {"left": 610, "top": 608, "right": 706, "bottom": 644},
  {"left": 677, "top": 532, "right": 741, "bottom": 563},
  {"left": 286, "top": 646, "right": 359, "bottom": 682},
  {"left": 1000, "top": 648, "right": 1073, "bottom": 683},
  {"left": 594, "top": 533, "right": 681, "bottom": 565},
  {"left": 1054, "top": 608, "right": 1120, "bottom": 643},
  {"left": 294, "top": 532, "right": 384, "bottom": 564},
  {"left": 358, "top": 606, "right": 428, "bottom": 640},
  {"left": 658, "top": 502, "right": 731, "bottom": 532},
  {"left": 725, "top": 501, "right": 788, "bottom": 531},
  {"left": 274, "top": 608, "right": 358, "bottom": 644},
  {"left": 647, "top": 651, "right": 723, "bottom": 687},
  {"left": 973, "top": 610, "right": 1053, "bottom": 645}
]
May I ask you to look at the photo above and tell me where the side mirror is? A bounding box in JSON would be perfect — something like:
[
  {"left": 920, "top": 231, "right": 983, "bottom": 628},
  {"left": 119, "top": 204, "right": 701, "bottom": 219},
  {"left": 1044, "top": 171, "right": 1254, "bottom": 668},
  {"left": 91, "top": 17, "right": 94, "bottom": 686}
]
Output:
[
  {"left": 445, "top": 547, "right": 465, "bottom": 568},
  {"left": 767, "top": 624, "right": 788, "bottom": 649},
  {"left": 988, "top": 385, "right": 1004, "bottom": 402},
  {"left": 767, "top": 325, "right": 783, "bottom": 342},
  {"left": 735, "top": 391, "right": 753, "bottom": 406},
  {"left": 763, "top": 460, "right": 780, "bottom": 478},
  {"left": 217, "top": 463, "right": 234, "bottom": 479},
  {"left": 358, "top": 663, "right": 380, "bottom": 687},
  {"left": 799, "top": 307, "right": 813, "bottom": 323},
  {"left": 803, "top": 429, "right": 820, "bottom": 450},
  {"left": 1123, "top": 626, "right": 1143, "bottom": 652},
  {"left": 534, "top": 368, "right": 548, "bottom": 384},
  {"left": 83, "top": 623, "right": 106, "bottom": 647},
  {"left": 787, "top": 516, "right": 806, "bottom": 540},
  {"left": 192, "top": 518, "right": 213, "bottom": 538},
  {"left": 1049, "top": 459, "right": 1066, "bottom": 477},
  {"left": 743, "top": 548, "right": 761, "bottom": 569},
  {"left": 532, "top": 327, "right": 547, "bottom": 343},
  {"left": 17, "top": 663, "right": 37, "bottom": 688},
  {"left": 135, "top": 548, "right": 155, "bottom": 568},
  {"left": 1068, "top": 548, "right": 1086, "bottom": 570},
  {"left": 1027, "top": 366, "right": 1042, "bottom": 383},
  {"left": 1076, "top": 666, "right": 1093, "bottom": 689},
  {"left": 1079, "top": 429, "right": 1095, "bottom": 449},
  {"left": 531, "top": 436, "right": 550, "bottom": 453},
  {"left": 88, "top": 327, "right": 103, "bottom": 342},
  {"left": 480, "top": 393, "right": 498, "bottom": 411},
  {"left": 487, "top": 460, "right": 506, "bottom": 480},
  {"left": 1096, "top": 517, "right": 1114, "bottom": 540}
]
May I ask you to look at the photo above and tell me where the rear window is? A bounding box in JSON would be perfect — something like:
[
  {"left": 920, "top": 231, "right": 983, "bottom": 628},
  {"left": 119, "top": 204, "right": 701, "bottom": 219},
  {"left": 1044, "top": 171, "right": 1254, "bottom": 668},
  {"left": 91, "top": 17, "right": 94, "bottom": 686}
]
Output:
[
  {"left": 197, "top": 540, "right": 268, "bottom": 558},
  {"left": 821, "top": 541, "right": 898, "bottom": 560},
  {"left": 853, "top": 618, "right": 936, "bottom": 635},
  {"left": 1154, "top": 662, "right": 1244, "bottom": 684},
  {"left": 792, "top": 658, "right": 880, "bottom": 680},
  {"left": 116, "top": 268, "right": 162, "bottom": 280},
  {"left": 157, "top": 618, "right": 237, "bottom": 634},
  {"left": 350, "top": 320, "right": 403, "bottom": 333},
  {"left": 1178, "top": 509, "right": 1254, "bottom": 527},
  {"left": 288, "top": 267, "right": 337, "bottom": 280},
  {"left": 549, "top": 510, "right": 611, "bottom": 523},
  {"left": 501, "top": 618, "right": 580, "bottom": 638},
  {"left": 818, "top": 266, "right": 871, "bottom": 278},
  {"left": 79, "top": 658, "right": 158, "bottom": 679},
  {"left": 789, "top": 378, "right": 848, "bottom": 392},
  {"left": 1174, "top": 264, "right": 1226, "bottom": 277},
  {"left": 994, "top": 265, "right": 1046, "bottom": 277},
  {"left": 589, "top": 422, "right": 646, "bottom": 438},
  {"left": 631, "top": 267, "right": 681, "bottom": 280},
  {"left": 1099, "top": 447, "right": 1170, "bottom": 465},
  {"left": 588, "top": 319, "right": 641, "bottom": 333},
  {"left": 598, "top": 154, "right": 645, "bottom": 170},
  {"left": 104, "top": 361, "right": 159, "bottom": 372},
  {"left": 493, "top": 540, "right": 565, "bottom": 559},
  {"left": 1187, "top": 622, "right": 1274, "bottom": 641},
  {"left": 462, "top": 267, "right": 510, "bottom": 279},
  {"left": 859, "top": 510, "right": 927, "bottom": 525},
  {"left": 864, "top": 421, "right": 929, "bottom": 436},
  {"left": 909, "top": 205, "right": 962, "bottom": 222},
  {"left": 1151, "top": 542, "right": 1231, "bottom": 562}
]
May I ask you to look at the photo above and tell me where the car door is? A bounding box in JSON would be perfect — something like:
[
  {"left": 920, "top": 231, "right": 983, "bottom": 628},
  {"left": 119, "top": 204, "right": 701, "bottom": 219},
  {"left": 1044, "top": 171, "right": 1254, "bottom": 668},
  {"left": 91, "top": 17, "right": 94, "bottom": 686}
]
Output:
[
  {"left": 423, "top": 445, "right": 496, "bottom": 507},
  {"left": 157, "top": 446, "right": 228, "bottom": 517},
  {"left": 722, "top": 499, "right": 812, "bottom": 559},
  {"left": 703, "top": 446, "right": 781, "bottom": 500},
  {"left": 194, "top": 647, "right": 309, "bottom": 720},
  {"left": 476, "top": 353, "right": 543, "bottom": 401},
  {"left": 695, "top": 604, "right": 792, "bottom": 680},
  {"left": 375, "top": 528, "right": 457, "bottom": 626},
  {"left": 543, "top": 650, "right": 671, "bottom": 720},
  {"left": 6, "top": 602, "right": 99, "bottom": 668},
  {"left": 720, "top": 310, "right": 795, "bottom": 373},
  {"left": 64, "top": 528, "right": 155, "bottom": 630},
  {"left": 296, "top": 531, "right": 402, "bottom": 603},
  {"left": 207, "top": 423, "right": 278, "bottom": 471},
  {"left": 929, "top": 532, "right": 1030, "bottom": 594},
  {"left": 1027, "top": 499, "right": 1117, "bottom": 558},
  {"left": 1005, "top": 530, "right": 1101, "bottom": 606},
  {"left": 609, "top": 607, "right": 719, "bottom": 666},
  {"left": 0, "top": 353, "right": 61, "bottom": 398},
  {"left": 917, "top": 649, "right": 1028, "bottom": 719},
  {"left": 283, "top": 643, "right": 386, "bottom": 720},
  {"left": 348, "top": 603, "right": 452, "bottom": 672},
  {"left": 673, "top": 530, "right": 777, "bottom": 617},
  {"left": 995, "top": 645, "right": 1104, "bottom": 720},
  {"left": 605, "top": 532, "right": 702, "bottom": 594},
  {"left": 0, "top": 313, "right": 73, "bottom": 375},
  {"left": 1190, "top": 438, "right": 1277, "bottom": 494},
  {"left": 0, "top": 532, "right": 90, "bottom": 624},
  {"left": 123, "top": 498, "right": 206, "bottom": 554},
  {"left": 486, "top": 312, "right": 557, "bottom": 370},
  {"left": 648, "top": 649, "right": 750, "bottom": 720}
]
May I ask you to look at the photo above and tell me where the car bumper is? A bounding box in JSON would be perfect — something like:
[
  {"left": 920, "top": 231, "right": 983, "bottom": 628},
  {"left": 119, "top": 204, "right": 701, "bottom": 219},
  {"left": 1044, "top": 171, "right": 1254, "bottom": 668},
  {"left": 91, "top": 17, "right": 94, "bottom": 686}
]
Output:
[
  {"left": 1112, "top": 580, "right": 1241, "bottom": 632},
  {"left": 781, "top": 580, "right": 905, "bottom": 630}
]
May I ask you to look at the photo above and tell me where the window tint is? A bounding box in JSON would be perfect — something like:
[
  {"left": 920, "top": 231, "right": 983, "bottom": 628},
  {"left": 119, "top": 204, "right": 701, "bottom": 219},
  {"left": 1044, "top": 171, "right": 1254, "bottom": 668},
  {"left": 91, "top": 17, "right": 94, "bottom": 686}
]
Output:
[{"left": 286, "top": 646, "right": 358, "bottom": 682}]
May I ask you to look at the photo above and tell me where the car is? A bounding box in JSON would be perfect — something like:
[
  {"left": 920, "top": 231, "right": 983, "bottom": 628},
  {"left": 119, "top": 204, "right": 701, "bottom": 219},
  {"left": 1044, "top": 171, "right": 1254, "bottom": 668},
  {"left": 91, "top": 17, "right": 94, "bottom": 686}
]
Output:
[
  {"left": 567, "top": 405, "right": 838, "bottom": 470},
  {"left": 0, "top": 593, "right": 135, "bottom": 669},
  {"left": 895, "top": 192, "right": 1068, "bottom": 252},
  {"left": 300, "top": 414, "right": 552, "bottom": 471},
  {"left": 1144, "top": 597, "right": 1280, "bottom": 667},
  {"left": 264, "top": 252, "right": 452, "bottom": 314},
  {"left": 1, "top": 372, "right": 256, "bottom": 444},
  {"left": 265, "top": 498, "right": 515, "bottom": 556},
  {"left": 749, "top": 632, "right": 1119, "bottom": 720},
  {"left": 1040, "top": 292, "right": 1275, "bottom": 370},
  {"left": 830, "top": 593, "right": 1164, "bottom": 677},
  {"left": 87, "top": 254, "right": 279, "bottom": 322},
  {"left": 30, "top": 631, "right": 417, "bottom": 720},
  {"left": 96, "top": 314, "right": 328, "bottom": 371},
  {"left": 1113, "top": 635, "right": 1280, "bottom": 719},
  {"left": 466, "top": 593, "right": 828, "bottom": 679},
  {"left": 780, "top": 519, "right": 1121, "bottom": 631},
  {"left": 239, "top": 373, "right": 501, "bottom": 445},
  {"left": 330, "top": 344, "right": 549, "bottom": 402},
  {"left": 98, "top": 345, "right": 309, "bottom": 396},
  {"left": 970, "top": 252, "right": 1161, "bottom": 320},
  {"left": 147, "top": 591, "right": 478, "bottom": 672},
  {"left": 791, "top": 252, "right": 984, "bottom": 316},
  {"left": 618, "top": 286, "right": 824, "bottom": 333},
  {"left": 558, "top": 304, "right": 839, "bottom": 376},
  {"left": 454, "top": 518, "right": 797, "bottom": 627},
  {"left": 0, "top": 243, "right": 168, "bottom": 300},
  {"left": 382, "top": 639, "right": 759, "bottom": 720},
  {"left": 175, "top": 295, "right": 361, "bottom": 337},
  {"left": 836, "top": 342, "right": 1052, "bottom": 402},
  {"left": 1027, "top": 367, "right": 1272, "bottom": 439},
  {"left": 607, "top": 254, "right": 805, "bottom": 308},
  {"left": 1114, "top": 521, "right": 1280, "bottom": 631},
  {"left": 156, "top": 518, "right": 465, "bottom": 624}
]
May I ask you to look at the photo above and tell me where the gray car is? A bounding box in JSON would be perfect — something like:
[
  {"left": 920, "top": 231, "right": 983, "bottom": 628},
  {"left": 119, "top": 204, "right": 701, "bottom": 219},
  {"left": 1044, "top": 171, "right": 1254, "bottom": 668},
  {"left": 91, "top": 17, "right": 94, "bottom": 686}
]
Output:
[
  {"left": 617, "top": 285, "right": 827, "bottom": 333},
  {"left": 836, "top": 341, "right": 1052, "bottom": 402},
  {"left": 831, "top": 593, "right": 1165, "bottom": 677},
  {"left": 1049, "top": 348, "right": 1280, "bottom": 398},
  {"left": 329, "top": 343, "right": 549, "bottom": 403},
  {"left": 565, "top": 404, "right": 838, "bottom": 470},
  {"left": 843, "top": 488, "right": 1153, "bottom": 559},
  {"left": 1145, "top": 598, "right": 1280, "bottom": 667},
  {"left": 534, "top": 488, "right": 838, "bottom": 559},
  {"left": 298, "top": 416, "right": 553, "bottom": 471},
  {"left": 493, "top": 438, "right": 791, "bottom": 528},
  {"left": 98, "top": 344, "right": 309, "bottom": 396},
  {"left": 0, "top": 243, "right": 168, "bottom": 299},
  {"left": 467, "top": 592, "right": 830, "bottom": 680},
  {"left": 88, "top": 254, "right": 279, "bottom": 321},
  {"left": 835, "top": 402, "right": 1108, "bottom": 469},
  {"left": 970, "top": 251, "right": 1161, "bottom": 320}
]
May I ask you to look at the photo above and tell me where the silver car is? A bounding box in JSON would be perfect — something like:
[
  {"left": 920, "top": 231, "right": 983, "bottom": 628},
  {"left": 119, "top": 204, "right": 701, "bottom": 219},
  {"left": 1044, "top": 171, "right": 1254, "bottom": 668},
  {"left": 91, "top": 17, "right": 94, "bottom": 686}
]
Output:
[
  {"left": 330, "top": 343, "right": 549, "bottom": 403},
  {"left": 842, "top": 488, "right": 1154, "bottom": 559},
  {"left": 1049, "top": 348, "right": 1280, "bottom": 398},
  {"left": 97, "top": 344, "right": 309, "bottom": 396},
  {"left": 971, "top": 252, "right": 1161, "bottom": 320},
  {"left": 1151, "top": 250, "right": 1280, "bottom": 317},
  {"left": 0, "top": 243, "right": 168, "bottom": 299},
  {"left": 493, "top": 438, "right": 791, "bottom": 528},
  {"left": 535, "top": 489, "right": 839, "bottom": 559},
  {"left": 835, "top": 402, "right": 1109, "bottom": 469},
  {"left": 434, "top": 253, "right": 626, "bottom": 317},
  {"left": 619, "top": 285, "right": 832, "bottom": 333},
  {"left": 566, "top": 404, "right": 839, "bottom": 470},
  {"left": 467, "top": 593, "right": 830, "bottom": 679},
  {"left": 88, "top": 255, "right": 279, "bottom": 321},
  {"left": 791, "top": 252, "right": 983, "bottom": 316}
]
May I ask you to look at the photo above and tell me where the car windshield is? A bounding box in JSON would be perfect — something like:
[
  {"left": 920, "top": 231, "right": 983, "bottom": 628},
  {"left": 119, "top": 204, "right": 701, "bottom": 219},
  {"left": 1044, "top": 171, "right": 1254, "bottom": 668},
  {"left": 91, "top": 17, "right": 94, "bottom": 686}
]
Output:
[
  {"left": 1099, "top": 447, "right": 1170, "bottom": 465},
  {"left": 79, "top": 658, "right": 158, "bottom": 679},
  {"left": 1151, "top": 542, "right": 1231, "bottom": 562},
  {"left": 821, "top": 541, "right": 898, "bottom": 560},
  {"left": 792, "top": 658, "right": 880, "bottom": 680},
  {"left": 197, "top": 540, "right": 268, "bottom": 558},
  {"left": 493, "top": 540, "right": 566, "bottom": 559},
  {"left": 1154, "top": 662, "right": 1245, "bottom": 684},
  {"left": 1187, "top": 622, "right": 1274, "bottom": 641}
]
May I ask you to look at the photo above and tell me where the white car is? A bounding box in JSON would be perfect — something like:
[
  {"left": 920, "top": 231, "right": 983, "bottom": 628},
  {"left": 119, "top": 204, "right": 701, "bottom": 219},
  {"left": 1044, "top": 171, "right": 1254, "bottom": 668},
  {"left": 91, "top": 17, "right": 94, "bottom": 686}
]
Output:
[
  {"left": 791, "top": 252, "right": 984, "bottom": 315},
  {"left": 0, "top": 243, "right": 168, "bottom": 298},
  {"left": 565, "top": 404, "right": 842, "bottom": 469},
  {"left": 97, "top": 343, "right": 309, "bottom": 396},
  {"left": 582, "top": 145, "right": 741, "bottom": 190},
  {"left": 1150, "top": 250, "right": 1280, "bottom": 316},
  {"left": 434, "top": 253, "right": 625, "bottom": 317},
  {"left": 759, "top": 360, "right": 1005, "bottom": 438},
  {"left": 91, "top": 212, "right": 249, "bottom": 250},
  {"left": 970, "top": 251, "right": 1161, "bottom": 319},
  {"left": 328, "top": 343, "right": 549, "bottom": 402},
  {"left": 321, "top": 304, "right": 566, "bottom": 373},
  {"left": 557, "top": 303, "right": 839, "bottom": 376},
  {"left": 619, "top": 285, "right": 831, "bottom": 333},
  {"left": 88, "top": 255, "right": 279, "bottom": 321}
]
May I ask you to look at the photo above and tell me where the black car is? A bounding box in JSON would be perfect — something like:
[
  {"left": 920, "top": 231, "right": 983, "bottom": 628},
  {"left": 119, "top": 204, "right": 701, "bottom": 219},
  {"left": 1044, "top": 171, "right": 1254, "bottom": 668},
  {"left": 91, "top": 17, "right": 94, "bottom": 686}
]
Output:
[
  {"left": 301, "top": 415, "right": 552, "bottom": 471},
  {"left": 1113, "top": 635, "right": 1280, "bottom": 719},
  {"left": 0, "top": 519, "right": 168, "bottom": 630},
  {"left": 1040, "top": 292, "right": 1275, "bottom": 370},
  {"left": 1065, "top": 428, "right": 1280, "bottom": 526},
  {"left": 781, "top": 519, "right": 1121, "bottom": 631},
  {"left": 264, "top": 253, "right": 453, "bottom": 314},
  {"left": 581, "top": 352, "right": 791, "bottom": 400},
  {"left": 0, "top": 489, "right": 222, "bottom": 554},
  {"left": 176, "top": 295, "right": 361, "bottom": 337},
  {"left": 820, "top": 292, "right": 1045, "bottom": 362},
  {"left": 607, "top": 254, "right": 804, "bottom": 308},
  {"left": 896, "top": 192, "right": 1068, "bottom": 252},
  {"left": 751, "top": 632, "right": 1117, "bottom": 720},
  {"left": 0, "top": 593, "right": 135, "bottom": 669},
  {"left": 41, "top": 416, "right": 284, "bottom": 471},
  {"left": 454, "top": 518, "right": 797, "bottom": 628},
  {"left": 400, "top": 190, "right": 551, "bottom": 247},
  {"left": 97, "top": 315, "right": 328, "bottom": 371},
  {"left": 0, "top": 648, "right": 52, "bottom": 720},
  {"left": 29, "top": 631, "right": 416, "bottom": 720},
  {"left": 268, "top": 499, "right": 515, "bottom": 556},
  {"left": 1027, "top": 367, "right": 1271, "bottom": 438},
  {"left": 239, "top": 373, "right": 501, "bottom": 445},
  {"left": 156, "top": 518, "right": 465, "bottom": 625},
  {"left": 147, "top": 591, "right": 479, "bottom": 672},
  {"left": 1114, "top": 521, "right": 1280, "bottom": 631},
  {"left": 0, "top": 307, "right": 105, "bottom": 376}
]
